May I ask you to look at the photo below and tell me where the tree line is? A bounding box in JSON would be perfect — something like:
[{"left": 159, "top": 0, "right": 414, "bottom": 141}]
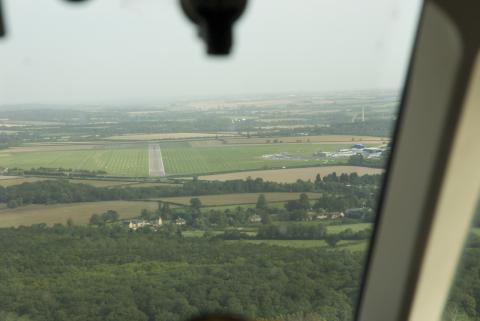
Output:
[{"left": 0, "top": 173, "right": 383, "bottom": 208}]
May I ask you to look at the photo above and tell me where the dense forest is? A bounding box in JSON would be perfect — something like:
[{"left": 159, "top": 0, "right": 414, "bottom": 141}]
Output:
[
  {"left": 0, "top": 225, "right": 478, "bottom": 321},
  {"left": 0, "top": 225, "right": 364, "bottom": 321}
]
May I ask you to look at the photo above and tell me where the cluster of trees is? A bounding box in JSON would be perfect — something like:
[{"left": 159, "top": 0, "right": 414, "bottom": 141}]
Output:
[
  {"left": 160, "top": 203, "right": 256, "bottom": 228},
  {"left": 184, "top": 173, "right": 383, "bottom": 195},
  {"left": 0, "top": 225, "right": 363, "bottom": 321},
  {"left": 89, "top": 210, "right": 120, "bottom": 225},
  {"left": 0, "top": 180, "right": 181, "bottom": 208},
  {"left": 123, "top": 190, "right": 373, "bottom": 233},
  {"left": 324, "top": 228, "right": 373, "bottom": 247},
  {"left": 89, "top": 192, "right": 370, "bottom": 244},
  {"left": 313, "top": 195, "right": 361, "bottom": 212},
  {"left": 158, "top": 192, "right": 370, "bottom": 231},
  {"left": 316, "top": 172, "right": 383, "bottom": 186},
  {"left": 284, "top": 193, "right": 312, "bottom": 212},
  {"left": 347, "top": 154, "right": 388, "bottom": 169},
  {"left": 284, "top": 193, "right": 372, "bottom": 222}
]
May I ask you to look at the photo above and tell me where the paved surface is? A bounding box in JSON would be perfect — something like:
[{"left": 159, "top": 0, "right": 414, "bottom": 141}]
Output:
[{"left": 148, "top": 144, "right": 165, "bottom": 177}]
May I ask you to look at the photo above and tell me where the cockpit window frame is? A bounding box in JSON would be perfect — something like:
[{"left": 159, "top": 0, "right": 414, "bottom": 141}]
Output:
[{"left": 355, "top": 1, "right": 480, "bottom": 321}]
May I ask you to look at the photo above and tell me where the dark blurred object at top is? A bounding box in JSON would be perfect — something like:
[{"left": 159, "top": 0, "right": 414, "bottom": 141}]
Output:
[
  {"left": 180, "top": 0, "right": 248, "bottom": 55},
  {"left": 0, "top": 0, "right": 248, "bottom": 56}
]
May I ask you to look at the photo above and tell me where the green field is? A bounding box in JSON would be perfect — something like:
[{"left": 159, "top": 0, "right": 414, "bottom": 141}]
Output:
[
  {"left": 182, "top": 223, "right": 372, "bottom": 251},
  {"left": 0, "top": 200, "right": 158, "bottom": 227},
  {"left": 0, "top": 144, "right": 148, "bottom": 177},
  {"left": 161, "top": 141, "right": 355, "bottom": 176},
  {"left": 200, "top": 203, "right": 281, "bottom": 212},
  {"left": 0, "top": 177, "right": 141, "bottom": 188},
  {"left": 0, "top": 176, "right": 48, "bottom": 186},
  {"left": 327, "top": 223, "right": 372, "bottom": 233},
  {"left": 0, "top": 140, "right": 378, "bottom": 178},
  {"left": 229, "top": 239, "right": 368, "bottom": 251}
]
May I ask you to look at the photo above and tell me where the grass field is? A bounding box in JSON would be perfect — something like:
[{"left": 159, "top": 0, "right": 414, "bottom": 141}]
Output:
[
  {"left": 126, "top": 182, "right": 183, "bottom": 188},
  {"left": 154, "top": 192, "right": 323, "bottom": 206},
  {"left": 2, "top": 143, "right": 103, "bottom": 153},
  {"left": 0, "top": 176, "right": 49, "bottom": 186},
  {"left": 0, "top": 177, "right": 145, "bottom": 188},
  {"left": 68, "top": 179, "right": 137, "bottom": 187},
  {"left": 0, "top": 139, "right": 384, "bottom": 178},
  {"left": 327, "top": 223, "right": 372, "bottom": 233},
  {"left": 229, "top": 239, "right": 367, "bottom": 251},
  {"left": 0, "top": 144, "right": 148, "bottom": 177},
  {"left": 199, "top": 166, "right": 384, "bottom": 183},
  {"left": 182, "top": 223, "right": 372, "bottom": 239},
  {"left": 0, "top": 201, "right": 158, "bottom": 227},
  {"left": 161, "top": 141, "right": 363, "bottom": 176},
  {"left": 107, "top": 132, "right": 236, "bottom": 141},
  {"left": 182, "top": 222, "right": 371, "bottom": 251},
  {"left": 271, "top": 221, "right": 372, "bottom": 231},
  {"left": 182, "top": 230, "right": 224, "bottom": 237},
  {"left": 199, "top": 204, "right": 276, "bottom": 212}
]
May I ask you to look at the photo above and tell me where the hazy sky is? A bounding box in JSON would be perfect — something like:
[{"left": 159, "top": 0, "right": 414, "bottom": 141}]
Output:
[{"left": 0, "top": 0, "right": 421, "bottom": 104}]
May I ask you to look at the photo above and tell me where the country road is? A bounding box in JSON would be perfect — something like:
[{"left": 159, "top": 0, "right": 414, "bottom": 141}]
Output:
[{"left": 148, "top": 144, "right": 165, "bottom": 177}]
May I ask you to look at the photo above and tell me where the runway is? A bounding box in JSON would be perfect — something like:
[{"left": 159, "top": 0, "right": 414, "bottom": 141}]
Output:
[{"left": 148, "top": 144, "right": 165, "bottom": 177}]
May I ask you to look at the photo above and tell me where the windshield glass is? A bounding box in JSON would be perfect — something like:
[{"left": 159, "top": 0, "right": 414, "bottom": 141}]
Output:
[{"left": 0, "top": 1, "right": 421, "bottom": 321}]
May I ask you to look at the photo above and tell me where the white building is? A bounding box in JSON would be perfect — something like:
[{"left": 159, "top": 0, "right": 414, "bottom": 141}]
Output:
[
  {"left": 128, "top": 220, "right": 148, "bottom": 231},
  {"left": 175, "top": 217, "right": 187, "bottom": 225},
  {"left": 128, "top": 217, "right": 163, "bottom": 230}
]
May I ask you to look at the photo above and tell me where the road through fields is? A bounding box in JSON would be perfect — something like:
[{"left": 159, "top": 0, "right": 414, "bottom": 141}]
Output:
[{"left": 148, "top": 144, "right": 165, "bottom": 177}]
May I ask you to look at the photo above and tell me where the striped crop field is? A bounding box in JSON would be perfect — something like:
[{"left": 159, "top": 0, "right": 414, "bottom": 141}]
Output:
[
  {"left": 0, "top": 144, "right": 148, "bottom": 177},
  {"left": 0, "top": 140, "right": 382, "bottom": 178},
  {"left": 160, "top": 141, "right": 356, "bottom": 176}
]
